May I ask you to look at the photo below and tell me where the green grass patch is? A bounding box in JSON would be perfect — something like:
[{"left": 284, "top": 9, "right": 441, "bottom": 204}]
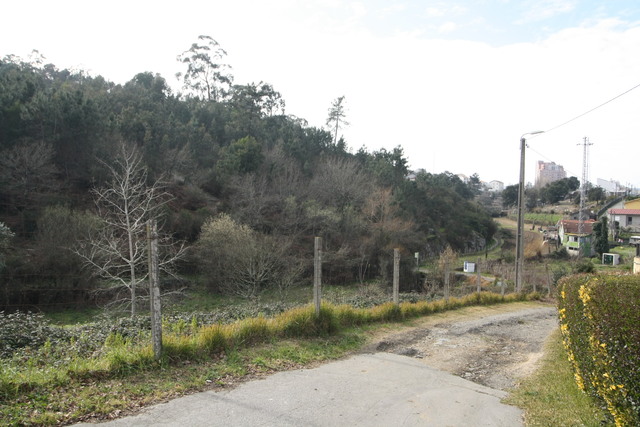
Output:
[
  {"left": 506, "top": 329, "right": 612, "bottom": 426},
  {"left": 525, "top": 213, "right": 562, "bottom": 226}
]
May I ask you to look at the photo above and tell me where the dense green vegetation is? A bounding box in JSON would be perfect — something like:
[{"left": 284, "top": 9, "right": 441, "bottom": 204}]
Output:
[
  {"left": 502, "top": 177, "right": 584, "bottom": 209},
  {"left": 558, "top": 274, "right": 640, "bottom": 425},
  {"left": 0, "top": 43, "right": 497, "bottom": 312}
]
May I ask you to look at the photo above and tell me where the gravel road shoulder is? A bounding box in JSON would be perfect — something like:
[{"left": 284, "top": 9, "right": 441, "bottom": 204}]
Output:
[{"left": 360, "top": 301, "right": 559, "bottom": 390}]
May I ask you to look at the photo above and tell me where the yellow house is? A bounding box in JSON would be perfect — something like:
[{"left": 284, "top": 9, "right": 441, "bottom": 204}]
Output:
[{"left": 624, "top": 198, "right": 640, "bottom": 209}]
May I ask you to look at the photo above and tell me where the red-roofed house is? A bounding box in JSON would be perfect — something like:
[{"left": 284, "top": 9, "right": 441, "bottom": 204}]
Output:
[
  {"left": 557, "top": 219, "right": 596, "bottom": 257},
  {"left": 608, "top": 209, "right": 640, "bottom": 234}
]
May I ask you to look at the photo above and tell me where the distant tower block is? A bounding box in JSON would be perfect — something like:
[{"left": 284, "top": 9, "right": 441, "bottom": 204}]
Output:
[{"left": 535, "top": 161, "right": 566, "bottom": 187}]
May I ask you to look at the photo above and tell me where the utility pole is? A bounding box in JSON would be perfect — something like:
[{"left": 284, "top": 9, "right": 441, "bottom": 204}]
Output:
[
  {"left": 515, "top": 136, "right": 526, "bottom": 293},
  {"left": 515, "top": 131, "right": 544, "bottom": 293},
  {"left": 578, "top": 137, "right": 593, "bottom": 256}
]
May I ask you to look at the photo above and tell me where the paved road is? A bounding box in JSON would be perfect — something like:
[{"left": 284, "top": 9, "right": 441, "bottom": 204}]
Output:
[{"left": 76, "top": 353, "right": 523, "bottom": 426}]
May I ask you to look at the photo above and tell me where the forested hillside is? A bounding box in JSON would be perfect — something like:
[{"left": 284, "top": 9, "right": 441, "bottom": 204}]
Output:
[{"left": 0, "top": 40, "right": 497, "bottom": 311}]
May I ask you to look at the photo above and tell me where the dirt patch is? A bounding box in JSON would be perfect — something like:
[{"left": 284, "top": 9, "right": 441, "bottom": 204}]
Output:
[{"left": 361, "top": 302, "right": 558, "bottom": 390}]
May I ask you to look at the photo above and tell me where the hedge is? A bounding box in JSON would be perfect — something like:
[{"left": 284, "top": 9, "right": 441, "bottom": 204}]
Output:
[{"left": 558, "top": 274, "right": 640, "bottom": 426}]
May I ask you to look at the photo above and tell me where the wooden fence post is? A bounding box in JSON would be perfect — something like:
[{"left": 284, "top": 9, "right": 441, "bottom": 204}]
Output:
[
  {"left": 444, "top": 260, "right": 450, "bottom": 302},
  {"left": 147, "top": 220, "right": 162, "bottom": 360},
  {"left": 476, "top": 257, "right": 482, "bottom": 293},
  {"left": 314, "top": 237, "right": 322, "bottom": 318},
  {"left": 393, "top": 248, "right": 400, "bottom": 304},
  {"left": 545, "top": 263, "right": 552, "bottom": 297}
]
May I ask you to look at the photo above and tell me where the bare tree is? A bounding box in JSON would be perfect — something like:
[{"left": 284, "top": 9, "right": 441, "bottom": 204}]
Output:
[{"left": 76, "top": 143, "right": 186, "bottom": 316}]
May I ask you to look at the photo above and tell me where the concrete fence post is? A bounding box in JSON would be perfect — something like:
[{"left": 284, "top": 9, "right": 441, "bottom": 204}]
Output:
[
  {"left": 393, "top": 248, "right": 400, "bottom": 304},
  {"left": 314, "top": 237, "right": 322, "bottom": 318},
  {"left": 147, "top": 220, "right": 162, "bottom": 360}
]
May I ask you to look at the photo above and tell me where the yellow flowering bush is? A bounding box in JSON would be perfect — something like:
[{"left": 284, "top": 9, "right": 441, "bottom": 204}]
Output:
[{"left": 558, "top": 274, "right": 640, "bottom": 426}]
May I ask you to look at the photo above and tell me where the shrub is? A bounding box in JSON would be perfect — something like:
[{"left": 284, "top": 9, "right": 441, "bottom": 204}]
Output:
[
  {"left": 194, "top": 214, "right": 301, "bottom": 298},
  {"left": 550, "top": 247, "right": 569, "bottom": 260},
  {"left": 558, "top": 274, "right": 640, "bottom": 425},
  {"left": 574, "top": 259, "right": 595, "bottom": 274}
]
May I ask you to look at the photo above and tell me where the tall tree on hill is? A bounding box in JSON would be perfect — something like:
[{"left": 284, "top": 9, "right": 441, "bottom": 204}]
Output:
[
  {"left": 176, "top": 35, "right": 233, "bottom": 102},
  {"left": 326, "top": 96, "right": 349, "bottom": 145}
]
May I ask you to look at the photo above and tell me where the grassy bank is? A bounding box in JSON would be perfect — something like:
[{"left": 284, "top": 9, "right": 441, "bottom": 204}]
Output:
[
  {"left": 506, "top": 328, "right": 612, "bottom": 426},
  {"left": 2, "top": 292, "right": 535, "bottom": 425}
]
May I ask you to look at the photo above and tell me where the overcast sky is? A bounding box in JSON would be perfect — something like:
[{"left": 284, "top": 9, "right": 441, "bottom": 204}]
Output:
[{"left": 3, "top": 0, "right": 640, "bottom": 188}]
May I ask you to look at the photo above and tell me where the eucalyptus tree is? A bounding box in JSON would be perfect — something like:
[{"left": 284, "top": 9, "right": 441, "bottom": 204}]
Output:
[{"left": 176, "top": 35, "right": 233, "bottom": 102}]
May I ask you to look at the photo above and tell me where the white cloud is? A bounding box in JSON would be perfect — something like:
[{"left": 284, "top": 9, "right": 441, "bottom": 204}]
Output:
[
  {"left": 425, "top": 7, "right": 446, "bottom": 18},
  {"left": 438, "top": 22, "right": 458, "bottom": 33},
  {"left": 518, "top": 0, "right": 578, "bottom": 23}
]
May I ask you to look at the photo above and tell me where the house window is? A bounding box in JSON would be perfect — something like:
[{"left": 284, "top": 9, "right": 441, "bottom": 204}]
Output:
[{"left": 629, "top": 216, "right": 633, "bottom": 225}]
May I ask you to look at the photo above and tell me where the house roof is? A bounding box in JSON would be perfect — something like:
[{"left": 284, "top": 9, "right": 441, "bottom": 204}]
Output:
[
  {"left": 609, "top": 209, "right": 640, "bottom": 215},
  {"left": 558, "top": 219, "right": 595, "bottom": 235}
]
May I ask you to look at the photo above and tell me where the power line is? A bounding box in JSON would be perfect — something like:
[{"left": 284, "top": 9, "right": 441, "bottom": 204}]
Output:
[
  {"left": 523, "top": 82, "right": 640, "bottom": 183},
  {"left": 542, "top": 81, "right": 640, "bottom": 135}
]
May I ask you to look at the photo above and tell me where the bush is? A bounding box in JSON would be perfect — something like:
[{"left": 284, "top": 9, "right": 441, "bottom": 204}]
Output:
[
  {"left": 558, "top": 274, "right": 640, "bottom": 425},
  {"left": 573, "top": 259, "right": 595, "bottom": 274},
  {"left": 194, "top": 214, "right": 301, "bottom": 298},
  {"left": 550, "top": 247, "right": 569, "bottom": 260}
]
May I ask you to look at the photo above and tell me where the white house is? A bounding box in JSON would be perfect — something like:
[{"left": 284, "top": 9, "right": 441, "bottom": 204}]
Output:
[{"left": 608, "top": 209, "right": 640, "bottom": 234}]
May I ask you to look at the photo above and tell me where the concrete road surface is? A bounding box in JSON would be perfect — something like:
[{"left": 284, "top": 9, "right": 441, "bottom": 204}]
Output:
[{"left": 77, "top": 352, "right": 522, "bottom": 426}]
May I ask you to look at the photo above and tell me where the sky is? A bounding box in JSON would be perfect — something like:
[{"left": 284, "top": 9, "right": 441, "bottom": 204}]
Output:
[{"left": 3, "top": 0, "right": 640, "bottom": 188}]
